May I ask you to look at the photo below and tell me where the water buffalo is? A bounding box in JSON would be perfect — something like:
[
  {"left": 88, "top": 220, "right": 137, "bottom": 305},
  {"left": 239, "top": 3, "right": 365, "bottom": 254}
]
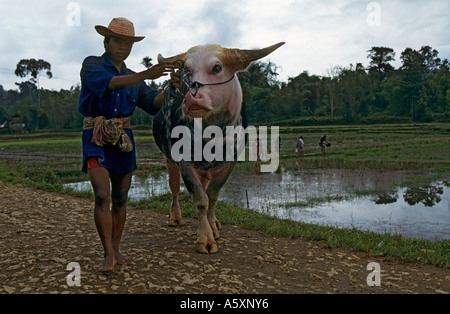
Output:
[{"left": 153, "top": 42, "right": 285, "bottom": 253}]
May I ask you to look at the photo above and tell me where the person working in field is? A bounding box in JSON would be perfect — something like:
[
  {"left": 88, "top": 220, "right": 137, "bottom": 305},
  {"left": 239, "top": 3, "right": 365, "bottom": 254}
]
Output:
[
  {"left": 319, "top": 135, "right": 330, "bottom": 153},
  {"left": 78, "top": 17, "right": 180, "bottom": 272},
  {"left": 296, "top": 136, "right": 306, "bottom": 155}
]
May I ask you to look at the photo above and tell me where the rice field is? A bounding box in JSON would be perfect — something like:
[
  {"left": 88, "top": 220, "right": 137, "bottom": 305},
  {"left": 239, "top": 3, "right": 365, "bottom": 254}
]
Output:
[
  {"left": 0, "top": 122, "right": 449, "bottom": 266},
  {"left": 0, "top": 122, "right": 449, "bottom": 186}
]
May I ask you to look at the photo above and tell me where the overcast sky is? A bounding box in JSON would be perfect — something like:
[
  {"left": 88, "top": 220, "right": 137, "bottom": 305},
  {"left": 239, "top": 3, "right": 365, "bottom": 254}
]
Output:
[{"left": 0, "top": 0, "right": 449, "bottom": 91}]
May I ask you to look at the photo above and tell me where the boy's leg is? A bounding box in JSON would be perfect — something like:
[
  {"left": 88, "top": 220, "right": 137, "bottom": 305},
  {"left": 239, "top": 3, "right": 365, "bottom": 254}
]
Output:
[
  {"left": 88, "top": 166, "right": 115, "bottom": 272},
  {"left": 110, "top": 172, "right": 133, "bottom": 265}
]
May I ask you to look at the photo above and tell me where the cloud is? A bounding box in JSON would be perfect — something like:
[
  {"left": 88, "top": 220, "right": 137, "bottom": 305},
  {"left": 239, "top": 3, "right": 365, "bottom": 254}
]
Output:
[
  {"left": 197, "top": 0, "right": 246, "bottom": 46},
  {"left": 0, "top": 0, "right": 449, "bottom": 91}
]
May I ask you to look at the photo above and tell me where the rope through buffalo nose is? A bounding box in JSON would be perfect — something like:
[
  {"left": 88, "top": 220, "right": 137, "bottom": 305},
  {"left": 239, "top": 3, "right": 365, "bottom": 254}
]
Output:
[
  {"left": 171, "top": 59, "right": 236, "bottom": 98},
  {"left": 190, "top": 81, "right": 204, "bottom": 97},
  {"left": 188, "top": 75, "right": 235, "bottom": 97}
]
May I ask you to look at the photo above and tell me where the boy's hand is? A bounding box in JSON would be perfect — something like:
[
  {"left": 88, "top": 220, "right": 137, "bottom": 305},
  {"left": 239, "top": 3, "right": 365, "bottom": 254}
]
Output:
[
  {"left": 169, "top": 71, "right": 182, "bottom": 89},
  {"left": 144, "top": 62, "right": 174, "bottom": 80}
]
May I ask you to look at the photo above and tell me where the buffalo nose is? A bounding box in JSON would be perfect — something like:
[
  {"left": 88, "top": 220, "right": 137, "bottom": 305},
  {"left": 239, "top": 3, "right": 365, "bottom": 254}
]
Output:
[
  {"left": 185, "top": 92, "right": 200, "bottom": 107},
  {"left": 189, "top": 81, "right": 204, "bottom": 97}
]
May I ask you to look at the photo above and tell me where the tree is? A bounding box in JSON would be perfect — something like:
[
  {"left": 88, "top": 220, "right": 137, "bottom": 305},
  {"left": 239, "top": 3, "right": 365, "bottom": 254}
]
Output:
[
  {"left": 16, "top": 97, "right": 37, "bottom": 132},
  {"left": 399, "top": 47, "right": 430, "bottom": 118},
  {"left": 15, "top": 59, "right": 52, "bottom": 83},
  {"left": 140, "top": 56, "right": 163, "bottom": 88},
  {"left": 14, "top": 59, "right": 53, "bottom": 130},
  {"left": 42, "top": 86, "right": 82, "bottom": 130},
  {"left": 0, "top": 106, "right": 8, "bottom": 132},
  {"left": 399, "top": 46, "right": 443, "bottom": 77},
  {"left": 238, "top": 61, "right": 281, "bottom": 123},
  {"left": 419, "top": 46, "right": 442, "bottom": 75},
  {"left": 367, "top": 47, "right": 395, "bottom": 79},
  {"left": 141, "top": 56, "right": 153, "bottom": 69},
  {"left": 239, "top": 61, "right": 278, "bottom": 89},
  {"left": 415, "top": 85, "right": 432, "bottom": 122},
  {"left": 282, "top": 72, "right": 311, "bottom": 117},
  {"left": 427, "top": 62, "right": 450, "bottom": 114},
  {"left": 400, "top": 48, "right": 425, "bottom": 74},
  {"left": 367, "top": 47, "right": 395, "bottom": 111},
  {"left": 337, "top": 63, "right": 370, "bottom": 122},
  {"left": 325, "top": 65, "right": 340, "bottom": 117},
  {"left": 14, "top": 81, "right": 37, "bottom": 99}
]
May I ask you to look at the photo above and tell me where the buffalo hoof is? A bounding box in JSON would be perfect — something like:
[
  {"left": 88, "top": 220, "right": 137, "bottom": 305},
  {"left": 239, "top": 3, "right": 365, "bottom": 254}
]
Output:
[
  {"left": 168, "top": 217, "right": 186, "bottom": 227},
  {"left": 196, "top": 230, "right": 218, "bottom": 253},
  {"left": 197, "top": 242, "right": 219, "bottom": 254}
]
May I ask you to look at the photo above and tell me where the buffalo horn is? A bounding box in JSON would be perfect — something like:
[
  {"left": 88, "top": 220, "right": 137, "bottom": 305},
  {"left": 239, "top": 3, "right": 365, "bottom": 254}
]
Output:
[{"left": 221, "top": 42, "right": 285, "bottom": 66}]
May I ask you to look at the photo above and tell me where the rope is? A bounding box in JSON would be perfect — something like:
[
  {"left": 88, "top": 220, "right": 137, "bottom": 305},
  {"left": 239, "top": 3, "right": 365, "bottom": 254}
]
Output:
[
  {"left": 189, "top": 75, "right": 235, "bottom": 97},
  {"left": 170, "top": 60, "right": 235, "bottom": 97}
]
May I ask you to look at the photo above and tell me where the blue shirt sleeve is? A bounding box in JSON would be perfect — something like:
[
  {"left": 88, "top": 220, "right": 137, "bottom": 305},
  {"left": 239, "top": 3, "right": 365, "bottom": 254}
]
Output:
[
  {"left": 80, "top": 56, "right": 114, "bottom": 98},
  {"left": 137, "top": 81, "right": 161, "bottom": 115},
  {"left": 78, "top": 54, "right": 162, "bottom": 119}
]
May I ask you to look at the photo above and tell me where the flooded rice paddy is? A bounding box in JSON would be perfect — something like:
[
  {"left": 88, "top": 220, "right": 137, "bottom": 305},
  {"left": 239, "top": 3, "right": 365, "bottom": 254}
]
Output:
[{"left": 65, "top": 168, "right": 449, "bottom": 241}]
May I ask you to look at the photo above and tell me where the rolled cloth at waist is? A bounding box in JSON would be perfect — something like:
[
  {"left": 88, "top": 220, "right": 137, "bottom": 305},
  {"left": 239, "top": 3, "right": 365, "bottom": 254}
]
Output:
[{"left": 83, "top": 116, "right": 133, "bottom": 153}]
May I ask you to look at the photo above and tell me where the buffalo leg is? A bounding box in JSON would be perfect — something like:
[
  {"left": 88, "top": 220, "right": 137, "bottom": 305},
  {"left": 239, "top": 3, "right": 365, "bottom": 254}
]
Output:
[
  {"left": 180, "top": 164, "right": 218, "bottom": 254},
  {"left": 193, "top": 187, "right": 218, "bottom": 254},
  {"left": 206, "top": 163, "right": 235, "bottom": 240},
  {"left": 165, "top": 158, "right": 185, "bottom": 227}
]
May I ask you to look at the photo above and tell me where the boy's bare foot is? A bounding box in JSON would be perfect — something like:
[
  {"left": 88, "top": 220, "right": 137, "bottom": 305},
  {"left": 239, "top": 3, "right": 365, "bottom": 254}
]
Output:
[
  {"left": 98, "top": 255, "right": 116, "bottom": 272},
  {"left": 115, "top": 251, "right": 133, "bottom": 265}
]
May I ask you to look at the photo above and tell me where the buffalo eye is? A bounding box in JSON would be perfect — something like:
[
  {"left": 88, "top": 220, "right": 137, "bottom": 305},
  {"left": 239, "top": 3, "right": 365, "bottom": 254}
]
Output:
[{"left": 212, "top": 64, "right": 222, "bottom": 75}]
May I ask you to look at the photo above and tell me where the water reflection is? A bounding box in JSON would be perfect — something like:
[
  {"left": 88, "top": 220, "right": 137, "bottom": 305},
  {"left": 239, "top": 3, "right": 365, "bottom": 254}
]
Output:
[
  {"left": 372, "top": 191, "right": 398, "bottom": 205},
  {"left": 403, "top": 185, "right": 444, "bottom": 207},
  {"left": 369, "top": 183, "right": 447, "bottom": 207},
  {"left": 65, "top": 170, "right": 450, "bottom": 241}
]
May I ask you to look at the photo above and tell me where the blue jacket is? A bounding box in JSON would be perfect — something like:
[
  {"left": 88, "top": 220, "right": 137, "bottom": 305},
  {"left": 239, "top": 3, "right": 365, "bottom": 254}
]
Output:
[{"left": 78, "top": 53, "right": 160, "bottom": 173}]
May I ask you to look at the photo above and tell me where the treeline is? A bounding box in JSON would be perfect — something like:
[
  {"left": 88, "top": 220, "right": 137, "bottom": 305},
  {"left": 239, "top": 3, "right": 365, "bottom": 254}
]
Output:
[
  {"left": 0, "top": 45, "right": 449, "bottom": 133},
  {"left": 240, "top": 46, "right": 449, "bottom": 125}
]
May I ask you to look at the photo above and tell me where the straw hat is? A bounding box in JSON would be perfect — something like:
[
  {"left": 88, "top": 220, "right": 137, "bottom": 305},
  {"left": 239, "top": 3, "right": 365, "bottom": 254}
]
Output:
[{"left": 95, "top": 17, "right": 145, "bottom": 42}]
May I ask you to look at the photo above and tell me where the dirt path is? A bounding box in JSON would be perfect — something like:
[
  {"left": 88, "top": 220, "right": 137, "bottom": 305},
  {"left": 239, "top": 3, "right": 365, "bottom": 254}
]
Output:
[{"left": 0, "top": 181, "right": 448, "bottom": 295}]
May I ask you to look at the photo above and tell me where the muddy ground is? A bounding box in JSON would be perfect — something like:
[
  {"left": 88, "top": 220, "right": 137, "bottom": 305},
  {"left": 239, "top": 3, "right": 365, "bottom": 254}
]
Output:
[{"left": 0, "top": 181, "right": 448, "bottom": 296}]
